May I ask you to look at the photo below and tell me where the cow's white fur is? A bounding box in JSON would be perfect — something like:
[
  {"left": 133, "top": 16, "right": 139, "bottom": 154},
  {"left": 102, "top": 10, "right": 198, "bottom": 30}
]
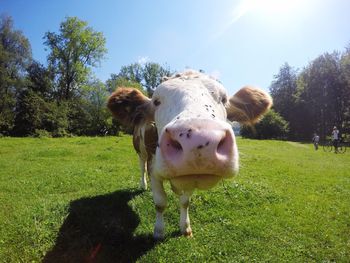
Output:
[
  {"left": 179, "top": 191, "right": 193, "bottom": 236},
  {"left": 152, "top": 72, "right": 228, "bottom": 132},
  {"left": 138, "top": 156, "right": 147, "bottom": 190},
  {"left": 150, "top": 177, "right": 167, "bottom": 239}
]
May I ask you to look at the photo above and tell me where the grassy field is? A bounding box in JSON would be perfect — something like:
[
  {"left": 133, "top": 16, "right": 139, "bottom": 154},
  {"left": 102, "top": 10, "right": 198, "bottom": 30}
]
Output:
[{"left": 0, "top": 136, "right": 349, "bottom": 262}]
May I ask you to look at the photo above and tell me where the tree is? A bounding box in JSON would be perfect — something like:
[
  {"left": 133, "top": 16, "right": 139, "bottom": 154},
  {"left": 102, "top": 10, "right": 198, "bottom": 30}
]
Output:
[
  {"left": 13, "top": 89, "right": 46, "bottom": 136},
  {"left": 13, "top": 90, "right": 69, "bottom": 137},
  {"left": 106, "top": 74, "right": 144, "bottom": 94},
  {"left": 240, "top": 109, "right": 289, "bottom": 139},
  {"left": 143, "top": 62, "right": 171, "bottom": 96},
  {"left": 270, "top": 51, "right": 350, "bottom": 141},
  {"left": 340, "top": 45, "right": 350, "bottom": 136},
  {"left": 296, "top": 52, "right": 346, "bottom": 139},
  {"left": 115, "top": 62, "right": 172, "bottom": 96},
  {"left": 269, "top": 63, "right": 298, "bottom": 139},
  {"left": 12, "top": 60, "right": 68, "bottom": 137},
  {"left": 118, "top": 63, "right": 143, "bottom": 83},
  {"left": 26, "top": 60, "right": 54, "bottom": 98},
  {"left": 0, "top": 15, "right": 32, "bottom": 135},
  {"left": 43, "top": 16, "right": 107, "bottom": 101},
  {"left": 82, "top": 78, "right": 114, "bottom": 135}
]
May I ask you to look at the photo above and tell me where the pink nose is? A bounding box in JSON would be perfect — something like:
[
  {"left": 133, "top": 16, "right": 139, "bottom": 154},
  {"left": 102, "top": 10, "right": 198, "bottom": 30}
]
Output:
[{"left": 159, "top": 119, "right": 235, "bottom": 176}]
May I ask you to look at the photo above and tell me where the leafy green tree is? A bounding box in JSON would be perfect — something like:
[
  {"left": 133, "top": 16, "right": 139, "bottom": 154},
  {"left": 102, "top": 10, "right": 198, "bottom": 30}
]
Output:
[
  {"left": 240, "top": 109, "right": 289, "bottom": 139},
  {"left": 26, "top": 61, "right": 54, "bottom": 98},
  {"left": 0, "top": 15, "right": 32, "bottom": 135},
  {"left": 270, "top": 50, "right": 350, "bottom": 141},
  {"left": 83, "top": 78, "right": 114, "bottom": 135},
  {"left": 143, "top": 62, "right": 172, "bottom": 96},
  {"left": 63, "top": 78, "right": 118, "bottom": 136},
  {"left": 13, "top": 89, "right": 46, "bottom": 136},
  {"left": 66, "top": 98, "right": 92, "bottom": 136},
  {"left": 43, "top": 16, "right": 107, "bottom": 100},
  {"left": 269, "top": 63, "right": 298, "bottom": 139},
  {"left": 296, "top": 52, "right": 346, "bottom": 139},
  {"left": 118, "top": 63, "right": 143, "bottom": 83},
  {"left": 106, "top": 74, "right": 144, "bottom": 93},
  {"left": 41, "top": 101, "right": 69, "bottom": 137},
  {"left": 114, "top": 62, "right": 172, "bottom": 96},
  {"left": 13, "top": 60, "right": 60, "bottom": 136},
  {"left": 340, "top": 45, "right": 350, "bottom": 136},
  {"left": 14, "top": 89, "right": 69, "bottom": 137}
]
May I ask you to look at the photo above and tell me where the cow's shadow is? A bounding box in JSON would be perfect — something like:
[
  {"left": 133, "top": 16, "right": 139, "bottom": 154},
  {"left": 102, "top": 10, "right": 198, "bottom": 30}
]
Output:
[{"left": 43, "top": 189, "right": 156, "bottom": 263}]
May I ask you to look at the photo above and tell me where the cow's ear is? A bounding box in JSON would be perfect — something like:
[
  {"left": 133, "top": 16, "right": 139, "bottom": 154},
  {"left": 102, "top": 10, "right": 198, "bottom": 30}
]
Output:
[
  {"left": 226, "top": 86, "right": 272, "bottom": 124},
  {"left": 107, "top": 87, "right": 151, "bottom": 127}
]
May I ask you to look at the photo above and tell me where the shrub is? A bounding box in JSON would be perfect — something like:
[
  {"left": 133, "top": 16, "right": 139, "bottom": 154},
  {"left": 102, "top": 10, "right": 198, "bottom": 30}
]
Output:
[
  {"left": 241, "top": 109, "right": 289, "bottom": 139},
  {"left": 33, "top": 129, "right": 52, "bottom": 138}
]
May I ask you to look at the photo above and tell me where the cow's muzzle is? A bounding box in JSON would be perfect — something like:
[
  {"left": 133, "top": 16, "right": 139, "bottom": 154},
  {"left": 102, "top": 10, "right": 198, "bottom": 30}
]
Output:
[{"left": 158, "top": 118, "right": 238, "bottom": 178}]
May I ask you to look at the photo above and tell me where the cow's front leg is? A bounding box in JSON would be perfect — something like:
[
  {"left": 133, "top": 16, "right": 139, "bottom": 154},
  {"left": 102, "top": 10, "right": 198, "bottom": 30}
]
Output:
[
  {"left": 138, "top": 156, "right": 147, "bottom": 190},
  {"left": 150, "top": 177, "right": 167, "bottom": 239},
  {"left": 179, "top": 191, "right": 193, "bottom": 237}
]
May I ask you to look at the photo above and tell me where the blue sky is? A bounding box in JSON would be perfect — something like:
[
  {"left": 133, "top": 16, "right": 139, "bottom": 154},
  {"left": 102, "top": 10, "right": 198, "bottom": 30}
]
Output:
[{"left": 1, "top": 0, "right": 350, "bottom": 95}]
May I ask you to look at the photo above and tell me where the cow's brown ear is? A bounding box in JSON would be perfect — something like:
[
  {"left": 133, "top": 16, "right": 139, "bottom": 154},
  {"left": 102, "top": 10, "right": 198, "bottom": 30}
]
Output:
[
  {"left": 226, "top": 86, "right": 272, "bottom": 124},
  {"left": 107, "top": 87, "right": 151, "bottom": 127}
]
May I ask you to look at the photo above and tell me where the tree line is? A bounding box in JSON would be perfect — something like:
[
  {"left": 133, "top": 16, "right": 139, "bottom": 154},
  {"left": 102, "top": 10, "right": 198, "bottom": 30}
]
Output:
[
  {"left": 241, "top": 47, "right": 350, "bottom": 141},
  {"left": 1, "top": 14, "right": 349, "bottom": 140},
  {"left": 0, "top": 15, "right": 171, "bottom": 137}
]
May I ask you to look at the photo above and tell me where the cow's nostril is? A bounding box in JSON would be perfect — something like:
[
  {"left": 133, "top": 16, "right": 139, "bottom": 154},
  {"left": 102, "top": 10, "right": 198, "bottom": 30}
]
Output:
[
  {"left": 168, "top": 138, "right": 183, "bottom": 151},
  {"left": 217, "top": 130, "right": 233, "bottom": 156},
  {"left": 162, "top": 135, "right": 184, "bottom": 162},
  {"left": 218, "top": 137, "right": 225, "bottom": 150}
]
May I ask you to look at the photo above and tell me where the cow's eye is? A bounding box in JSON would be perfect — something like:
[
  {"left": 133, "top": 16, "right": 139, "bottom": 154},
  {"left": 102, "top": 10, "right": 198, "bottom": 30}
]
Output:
[
  {"left": 221, "top": 96, "right": 227, "bottom": 104},
  {"left": 153, "top": 99, "right": 161, "bottom": 106}
]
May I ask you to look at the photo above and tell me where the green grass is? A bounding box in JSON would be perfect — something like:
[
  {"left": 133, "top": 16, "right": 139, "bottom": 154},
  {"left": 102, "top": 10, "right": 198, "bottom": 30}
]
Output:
[{"left": 0, "top": 136, "right": 349, "bottom": 262}]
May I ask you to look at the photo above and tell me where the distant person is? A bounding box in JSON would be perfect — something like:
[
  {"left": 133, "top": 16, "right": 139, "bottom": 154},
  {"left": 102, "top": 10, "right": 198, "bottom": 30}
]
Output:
[
  {"left": 331, "top": 126, "right": 340, "bottom": 153},
  {"left": 312, "top": 133, "right": 320, "bottom": 150}
]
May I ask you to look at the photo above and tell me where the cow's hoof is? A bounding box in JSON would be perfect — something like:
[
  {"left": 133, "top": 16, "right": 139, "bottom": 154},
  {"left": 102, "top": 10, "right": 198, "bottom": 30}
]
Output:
[
  {"left": 153, "top": 229, "right": 165, "bottom": 240},
  {"left": 183, "top": 228, "right": 193, "bottom": 238},
  {"left": 140, "top": 181, "right": 148, "bottom": 191}
]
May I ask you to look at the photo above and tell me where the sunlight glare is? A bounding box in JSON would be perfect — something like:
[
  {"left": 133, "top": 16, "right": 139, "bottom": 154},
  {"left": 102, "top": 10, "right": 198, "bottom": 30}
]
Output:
[
  {"left": 250, "top": 0, "right": 301, "bottom": 14},
  {"left": 234, "top": 0, "right": 305, "bottom": 21}
]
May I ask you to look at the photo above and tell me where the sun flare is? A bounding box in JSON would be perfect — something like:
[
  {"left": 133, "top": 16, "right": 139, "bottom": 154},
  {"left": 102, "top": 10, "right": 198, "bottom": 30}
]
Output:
[
  {"left": 243, "top": 0, "right": 302, "bottom": 14},
  {"left": 233, "top": 0, "right": 305, "bottom": 23}
]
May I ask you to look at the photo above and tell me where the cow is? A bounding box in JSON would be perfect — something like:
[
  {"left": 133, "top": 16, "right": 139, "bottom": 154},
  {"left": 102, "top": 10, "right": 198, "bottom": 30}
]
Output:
[{"left": 107, "top": 70, "right": 272, "bottom": 239}]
